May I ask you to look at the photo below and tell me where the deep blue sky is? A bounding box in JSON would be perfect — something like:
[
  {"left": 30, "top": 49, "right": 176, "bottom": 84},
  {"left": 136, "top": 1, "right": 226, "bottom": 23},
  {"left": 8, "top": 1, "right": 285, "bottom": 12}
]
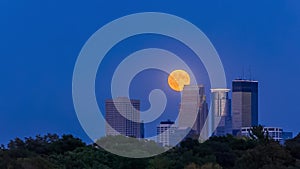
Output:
[{"left": 0, "top": 0, "right": 299, "bottom": 144}]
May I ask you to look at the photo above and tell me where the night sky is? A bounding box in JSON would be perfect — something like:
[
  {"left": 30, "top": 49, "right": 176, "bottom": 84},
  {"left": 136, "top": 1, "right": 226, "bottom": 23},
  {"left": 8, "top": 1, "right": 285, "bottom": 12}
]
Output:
[{"left": 0, "top": 1, "right": 300, "bottom": 144}]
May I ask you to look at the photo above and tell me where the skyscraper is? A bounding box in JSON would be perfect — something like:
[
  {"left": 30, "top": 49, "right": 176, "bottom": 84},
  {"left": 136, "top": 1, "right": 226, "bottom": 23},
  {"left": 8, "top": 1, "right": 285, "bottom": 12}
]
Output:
[
  {"left": 232, "top": 79, "right": 258, "bottom": 135},
  {"left": 178, "top": 85, "right": 208, "bottom": 136},
  {"left": 105, "top": 97, "right": 141, "bottom": 138},
  {"left": 211, "top": 88, "right": 232, "bottom": 136},
  {"left": 157, "top": 120, "right": 177, "bottom": 146}
]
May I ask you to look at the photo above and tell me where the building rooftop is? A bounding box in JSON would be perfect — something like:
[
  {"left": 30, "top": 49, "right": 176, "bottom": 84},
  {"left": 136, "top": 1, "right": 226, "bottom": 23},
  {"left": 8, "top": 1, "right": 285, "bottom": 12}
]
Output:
[
  {"left": 160, "top": 120, "right": 175, "bottom": 125},
  {"left": 233, "top": 79, "right": 258, "bottom": 83},
  {"left": 210, "top": 88, "right": 230, "bottom": 92},
  {"left": 106, "top": 97, "right": 140, "bottom": 102}
]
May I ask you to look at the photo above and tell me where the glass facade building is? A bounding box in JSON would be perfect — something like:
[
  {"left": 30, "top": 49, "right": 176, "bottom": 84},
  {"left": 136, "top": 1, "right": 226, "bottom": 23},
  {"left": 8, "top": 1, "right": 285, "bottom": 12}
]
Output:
[
  {"left": 232, "top": 79, "right": 258, "bottom": 135},
  {"left": 105, "top": 97, "right": 142, "bottom": 138},
  {"left": 178, "top": 85, "right": 208, "bottom": 136},
  {"left": 156, "top": 120, "right": 177, "bottom": 147},
  {"left": 211, "top": 89, "right": 232, "bottom": 136}
]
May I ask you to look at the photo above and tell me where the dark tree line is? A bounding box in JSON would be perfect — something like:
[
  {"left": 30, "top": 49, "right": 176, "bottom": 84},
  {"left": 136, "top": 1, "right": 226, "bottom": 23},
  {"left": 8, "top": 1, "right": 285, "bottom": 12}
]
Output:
[{"left": 0, "top": 127, "right": 300, "bottom": 169}]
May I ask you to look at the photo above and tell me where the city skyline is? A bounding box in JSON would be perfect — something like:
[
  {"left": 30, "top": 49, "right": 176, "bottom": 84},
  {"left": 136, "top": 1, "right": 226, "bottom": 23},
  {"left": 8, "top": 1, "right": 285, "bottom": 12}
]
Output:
[{"left": 105, "top": 78, "right": 293, "bottom": 144}]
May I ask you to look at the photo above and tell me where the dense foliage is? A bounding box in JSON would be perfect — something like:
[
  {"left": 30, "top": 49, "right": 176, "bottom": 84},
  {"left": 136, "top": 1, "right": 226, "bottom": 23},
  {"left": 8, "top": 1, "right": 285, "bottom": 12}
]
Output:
[{"left": 0, "top": 129, "right": 300, "bottom": 169}]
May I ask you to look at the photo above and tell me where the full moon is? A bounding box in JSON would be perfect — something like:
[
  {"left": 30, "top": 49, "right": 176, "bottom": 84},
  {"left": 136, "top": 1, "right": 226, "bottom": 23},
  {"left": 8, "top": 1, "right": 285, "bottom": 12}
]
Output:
[{"left": 168, "top": 70, "right": 190, "bottom": 92}]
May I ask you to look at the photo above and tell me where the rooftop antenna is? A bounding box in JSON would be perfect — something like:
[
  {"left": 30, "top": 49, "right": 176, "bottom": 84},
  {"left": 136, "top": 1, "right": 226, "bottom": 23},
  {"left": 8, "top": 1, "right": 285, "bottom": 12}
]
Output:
[
  {"left": 242, "top": 66, "right": 245, "bottom": 80},
  {"left": 249, "top": 65, "right": 252, "bottom": 80}
]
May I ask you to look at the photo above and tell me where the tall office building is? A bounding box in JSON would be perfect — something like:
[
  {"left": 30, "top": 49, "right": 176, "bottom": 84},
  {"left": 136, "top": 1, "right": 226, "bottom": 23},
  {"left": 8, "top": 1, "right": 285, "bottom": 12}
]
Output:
[
  {"left": 232, "top": 79, "right": 258, "bottom": 135},
  {"left": 157, "top": 120, "right": 177, "bottom": 146},
  {"left": 105, "top": 97, "right": 141, "bottom": 138},
  {"left": 178, "top": 85, "right": 208, "bottom": 135},
  {"left": 211, "top": 89, "right": 232, "bottom": 136}
]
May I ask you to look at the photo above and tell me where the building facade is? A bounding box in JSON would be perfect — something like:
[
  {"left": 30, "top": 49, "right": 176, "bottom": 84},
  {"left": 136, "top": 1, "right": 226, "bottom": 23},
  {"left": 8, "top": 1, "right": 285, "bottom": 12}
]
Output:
[
  {"left": 105, "top": 97, "right": 141, "bottom": 138},
  {"left": 211, "top": 89, "right": 232, "bottom": 136},
  {"left": 157, "top": 120, "right": 177, "bottom": 147},
  {"left": 178, "top": 85, "right": 209, "bottom": 136},
  {"left": 232, "top": 79, "right": 258, "bottom": 135},
  {"left": 241, "top": 127, "right": 283, "bottom": 142}
]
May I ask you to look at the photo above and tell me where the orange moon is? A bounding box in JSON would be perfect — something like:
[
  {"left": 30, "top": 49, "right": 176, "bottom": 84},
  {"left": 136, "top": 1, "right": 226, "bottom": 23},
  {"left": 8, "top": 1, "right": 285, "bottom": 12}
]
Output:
[{"left": 168, "top": 70, "right": 190, "bottom": 91}]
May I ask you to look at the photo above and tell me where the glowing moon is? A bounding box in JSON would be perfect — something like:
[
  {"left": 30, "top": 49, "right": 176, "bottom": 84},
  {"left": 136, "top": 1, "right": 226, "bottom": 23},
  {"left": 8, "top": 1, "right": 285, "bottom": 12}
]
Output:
[{"left": 168, "top": 70, "right": 190, "bottom": 91}]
